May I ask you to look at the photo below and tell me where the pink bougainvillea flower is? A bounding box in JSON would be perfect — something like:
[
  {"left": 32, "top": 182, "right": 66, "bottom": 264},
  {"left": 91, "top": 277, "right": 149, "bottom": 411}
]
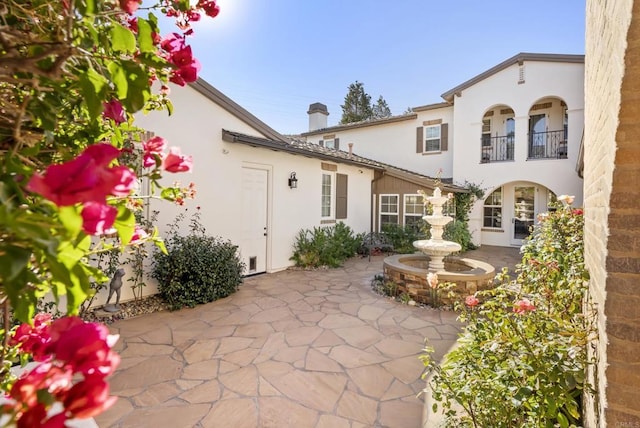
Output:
[
  {"left": 465, "top": 295, "right": 479, "bottom": 307},
  {"left": 160, "top": 33, "right": 185, "bottom": 53},
  {"left": 163, "top": 147, "right": 193, "bottom": 173},
  {"left": 10, "top": 313, "right": 53, "bottom": 361},
  {"left": 27, "top": 144, "right": 136, "bottom": 206},
  {"left": 143, "top": 136, "right": 167, "bottom": 154},
  {"left": 513, "top": 298, "right": 536, "bottom": 314},
  {"left": 130, "top": 225, "right": 149, "bottom": 244},
  {"left": 119, "top": 0, "right": 141, "bottom": 14},
  {"left": 10, "top": 363, "right": 73, "bottom": 408},
  {"left": 142, "top": 136, "right": 168, "bottom": 168},
  {"left": 81, "top": 202, "right": 117, "bottom": 235},
  {"left": 102, "top": 100, "right": 126, "bottom": 124},
  {"left": 572, "top": 208, "right": 583, "bottom": 215},
  {"left": 198, "top": 0, "right": 220, "bottom": 18},
  {"left": 48, "top": 317, "right": 120, "bottom": 378},
  {"left": 63, "top": 377, "right": 117, "bottom": 419},
  {"left": 427, "top": 272, "right": 438, "bottom": 289}
]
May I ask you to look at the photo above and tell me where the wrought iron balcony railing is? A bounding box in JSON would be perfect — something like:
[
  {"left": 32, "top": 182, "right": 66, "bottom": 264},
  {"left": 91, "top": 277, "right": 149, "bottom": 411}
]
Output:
[
  {"left": 528, "top": 130, "right": 567, "bottom": 159},
  {"left": 480, "top": 135, "right": 514, "bottom": 163}
]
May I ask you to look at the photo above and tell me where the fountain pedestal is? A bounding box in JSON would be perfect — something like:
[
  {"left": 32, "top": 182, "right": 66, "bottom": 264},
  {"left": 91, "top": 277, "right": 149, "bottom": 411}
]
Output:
[{"left": 413, "top": 187, "right": 461, "bottom": 272}]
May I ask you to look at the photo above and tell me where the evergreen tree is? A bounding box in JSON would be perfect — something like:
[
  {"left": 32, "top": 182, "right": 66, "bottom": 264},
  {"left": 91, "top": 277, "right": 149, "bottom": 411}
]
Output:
[
  {"left": 340, "top": 81, "right": 373, "bottom": 124},
  {"left": 372, "top": 95, "right": 392, "bottom": 119}
]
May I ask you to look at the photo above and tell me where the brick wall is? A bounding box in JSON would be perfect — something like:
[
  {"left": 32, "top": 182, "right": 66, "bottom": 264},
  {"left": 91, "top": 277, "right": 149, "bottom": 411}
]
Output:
[{"left": 584, "top": 1, "right": 640, "bottom": 426}]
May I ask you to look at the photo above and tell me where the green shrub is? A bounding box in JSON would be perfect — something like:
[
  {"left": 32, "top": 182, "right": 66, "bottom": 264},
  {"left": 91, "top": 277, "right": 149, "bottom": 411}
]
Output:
[
  {"left": 443, "top": 220, "right": 476, "bottom": 252},
  {"left": 381, "top": 223, "right": 426, "bottom": 253},
  {"left": 423, "top": 202, "right": 593, "bottom": 427},
  {"left": 151, "top": 210, "right": 245, "bottom": 310},
  {"left": 291, "top": 222, "right": 362, "bottom": 268}
]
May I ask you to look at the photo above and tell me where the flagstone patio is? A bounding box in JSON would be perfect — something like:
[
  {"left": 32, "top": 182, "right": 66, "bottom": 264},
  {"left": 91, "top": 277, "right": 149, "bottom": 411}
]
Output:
[{"left": 95, "top": 246, "right": 520, "bottom": 427}]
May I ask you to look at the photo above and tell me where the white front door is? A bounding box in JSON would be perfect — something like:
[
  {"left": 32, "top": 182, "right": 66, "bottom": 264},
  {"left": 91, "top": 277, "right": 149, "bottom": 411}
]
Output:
[
  {"left": 241, "top": 168, "right": 268, "bottom": 274},
  {"left": 511, "top": 185, "right": 535, "bottom": 245}
]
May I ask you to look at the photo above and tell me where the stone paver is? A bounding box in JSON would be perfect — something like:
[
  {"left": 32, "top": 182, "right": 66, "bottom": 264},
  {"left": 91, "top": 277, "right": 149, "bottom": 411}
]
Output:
[{"left": 96, "top": 246, "right": 520, "bottom": 427}]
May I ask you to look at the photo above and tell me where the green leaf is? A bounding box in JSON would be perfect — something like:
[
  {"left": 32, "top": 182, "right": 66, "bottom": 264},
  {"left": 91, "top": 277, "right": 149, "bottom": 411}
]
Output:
[
  {"left": 153, "top": 237, "right": 168, "bottom": 255},
  {"left": 137, "top": 18, "right": 155, "bottom": 53},
  {"left": 120, "top": 61, "right": 151, "bottom": 113},
  {"left": 111, "top": 23, "right": 137, "bottom": 53},
  {"left": 58, "top": 206, "right": 83, "bottom": 239},
  {"left": 0, "top": 245, "right": 31, "bottom": 281},
  {"left": 108, "top": 61, "right": 128, "bottom": 100},
  {"left": 114, "top": 206, "right": 135, "bottom": 245},
  {"left": 78, "top": 67, "right": 109, "bottom": 121},
  {"left": 556, "top": 411, "right": 569, "bottom": 428}
]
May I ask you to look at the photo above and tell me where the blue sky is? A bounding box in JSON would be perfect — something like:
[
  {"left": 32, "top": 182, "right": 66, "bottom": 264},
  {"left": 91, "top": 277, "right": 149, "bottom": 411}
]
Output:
[{"left": 181, "top": 0, "right": 585, "bottom": 134}]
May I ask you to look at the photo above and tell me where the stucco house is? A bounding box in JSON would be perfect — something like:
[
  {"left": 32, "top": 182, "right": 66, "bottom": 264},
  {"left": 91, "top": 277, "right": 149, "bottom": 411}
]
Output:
[
  {"left": 301, "top": 53, "right": 585, "bottom": 247},
  {"left": 133, "top": 79, "right": 461, "bottom": 283}
]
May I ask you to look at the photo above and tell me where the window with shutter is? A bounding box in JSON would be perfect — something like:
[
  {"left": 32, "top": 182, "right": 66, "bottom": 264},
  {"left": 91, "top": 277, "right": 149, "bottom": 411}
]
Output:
[
  {"left": 336, "top": 174, "right": 348, "bottom": 219},
  {"left": 418, "top": 123, "right": 448, "bottom": 153}
]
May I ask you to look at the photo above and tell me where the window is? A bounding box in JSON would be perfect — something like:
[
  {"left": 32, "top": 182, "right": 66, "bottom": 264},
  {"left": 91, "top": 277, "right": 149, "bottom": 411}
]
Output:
[
  {"left": 482, "top": 119, "right": 491, "bottom": 146},
  {"left": 404, "top": 194, "right": 424, "bottom": 229},
  {"left": 483, "top": 187, "right": 503, "bottom": 228},
  {"left": 321, "top": 173, "right": 334, "bottom": 218},
  {"left": 416, "top": 123, "right": 448, "bottom": 153},
  {"left": 320, "top": 138, "right": 340, "bottom": 150},
  {"left": 424, "top": 125, "right": 441, "bottom": 152},
  {"left": 379, "top": 194, "right": 399, "bottom": 230}
]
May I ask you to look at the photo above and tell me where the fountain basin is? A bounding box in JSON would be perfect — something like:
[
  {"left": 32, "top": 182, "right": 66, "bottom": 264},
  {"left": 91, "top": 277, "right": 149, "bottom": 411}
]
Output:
[{"left": 383, "top": 254, "right": 495, "bottom": 306}]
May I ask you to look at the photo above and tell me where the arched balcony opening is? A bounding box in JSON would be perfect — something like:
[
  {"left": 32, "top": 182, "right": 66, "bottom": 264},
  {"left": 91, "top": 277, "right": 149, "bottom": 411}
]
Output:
[
  {"left": 527, "top": 97, "right": 568, "bottom": 160},
  {"left": 480, "top": 105, "right": 516, "bottom": 163}
]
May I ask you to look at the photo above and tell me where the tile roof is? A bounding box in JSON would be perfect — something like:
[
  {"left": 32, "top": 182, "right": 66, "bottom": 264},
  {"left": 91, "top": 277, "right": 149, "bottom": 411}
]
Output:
[{"left": 222, "top": 130, "right": 467, "bottom": 193}]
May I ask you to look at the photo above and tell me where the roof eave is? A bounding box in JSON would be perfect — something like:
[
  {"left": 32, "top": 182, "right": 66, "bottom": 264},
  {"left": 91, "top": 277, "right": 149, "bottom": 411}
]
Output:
[
  {"left": 301, "top": 113, "right": 418, "bottom": 137},
  {"left": 222, "top": 130, "right": 385, "bottom": 171},
  {"left": 441, "top": 52, "right": 585, "bottom": 102}
]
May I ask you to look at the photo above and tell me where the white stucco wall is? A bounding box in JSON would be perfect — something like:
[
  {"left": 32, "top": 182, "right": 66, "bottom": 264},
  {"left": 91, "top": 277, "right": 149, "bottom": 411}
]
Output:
[
  {"left": 305, "top": 106, "right": 454, "bottom": 178},
  {"left": 134, "top": 84, "right": 374, "bottom": 277},
  {"left": 450, "top": 60, "right": 584, "bottom": 246}
]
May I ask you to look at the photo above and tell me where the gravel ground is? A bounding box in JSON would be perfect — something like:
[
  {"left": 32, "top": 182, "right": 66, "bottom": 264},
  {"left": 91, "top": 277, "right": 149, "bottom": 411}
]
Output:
[{"left": 82, "top": 294, "right": 169, "bottom": 325}]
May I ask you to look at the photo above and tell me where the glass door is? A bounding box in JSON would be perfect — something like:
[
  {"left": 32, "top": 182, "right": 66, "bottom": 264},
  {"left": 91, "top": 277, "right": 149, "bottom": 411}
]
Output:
[{"left": 512, "top": 186, "right": 535, "bottom": 245}]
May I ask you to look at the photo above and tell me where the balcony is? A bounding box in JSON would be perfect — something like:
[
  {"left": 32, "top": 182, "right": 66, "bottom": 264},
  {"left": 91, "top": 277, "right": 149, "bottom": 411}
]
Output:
[
  {"left": 481, "top": 135, "right": 514, "bottom": 163},
  {"left": 528, "top": 130, "right": 567, "bottom": 160}
]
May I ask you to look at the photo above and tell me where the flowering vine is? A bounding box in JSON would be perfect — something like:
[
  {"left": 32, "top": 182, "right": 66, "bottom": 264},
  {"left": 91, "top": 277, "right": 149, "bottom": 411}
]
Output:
[{"left": 0, "top": 0, "right": 219, "bottom": 425}]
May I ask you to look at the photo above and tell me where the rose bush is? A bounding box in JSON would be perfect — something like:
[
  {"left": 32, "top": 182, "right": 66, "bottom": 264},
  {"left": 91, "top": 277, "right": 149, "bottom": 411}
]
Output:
[
  {"left": 0, "top": 0, "right": 219, "bottom": 425},
  {"left": 423, "top": 199, "right": 594, "bottom": 427}
]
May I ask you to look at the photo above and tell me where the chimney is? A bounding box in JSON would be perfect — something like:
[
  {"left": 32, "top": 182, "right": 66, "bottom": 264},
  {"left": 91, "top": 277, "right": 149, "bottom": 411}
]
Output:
[
  {"left": 348, "top": 143, "right": 353, "bottom": 156},
  {"left": 307, "top": 102, "right": 329, "bottom": 132}
]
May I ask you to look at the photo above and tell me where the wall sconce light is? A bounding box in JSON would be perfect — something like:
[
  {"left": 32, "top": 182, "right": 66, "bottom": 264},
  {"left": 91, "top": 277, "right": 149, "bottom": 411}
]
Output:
[{"left": 288, "top": 172, "right": 298, "bottom": 189}]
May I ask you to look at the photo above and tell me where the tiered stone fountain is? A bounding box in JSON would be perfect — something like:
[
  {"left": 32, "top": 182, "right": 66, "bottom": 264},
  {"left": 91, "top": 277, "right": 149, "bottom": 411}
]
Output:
[
  {"left": 413, "top": 187, "right": 461, "bottom": 272},
  {"left": 382, "top": 186, "right": 495, "bottom": 305}
]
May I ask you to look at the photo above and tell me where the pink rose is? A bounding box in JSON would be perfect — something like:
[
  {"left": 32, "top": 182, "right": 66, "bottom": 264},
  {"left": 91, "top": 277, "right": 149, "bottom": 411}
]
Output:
[
  {"left": 427, "top": 272, "right": 438, "bottom": 289},
  {"left": 102, "top": 99, "right": 126, "bottom": 124},
  {"left": 465, "top": 295, "right": 479, "bottom": 308},
  {"left": 27, "top": 144, "right": 136, "bottom": 206},
  {"left": 163, "top": 147, "right": 193, "bottom": 173},
  {"left": 81, "top": 202, "right": 117, "bottom": 235},
  {"left": 513, "top": 298, "right": 536, "bottom": 314}
]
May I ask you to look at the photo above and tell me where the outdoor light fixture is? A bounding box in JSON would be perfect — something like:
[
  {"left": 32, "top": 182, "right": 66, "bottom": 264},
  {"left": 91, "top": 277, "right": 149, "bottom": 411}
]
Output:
[{"left": 288, "top": 172, "right": 298, "bottom": 189}]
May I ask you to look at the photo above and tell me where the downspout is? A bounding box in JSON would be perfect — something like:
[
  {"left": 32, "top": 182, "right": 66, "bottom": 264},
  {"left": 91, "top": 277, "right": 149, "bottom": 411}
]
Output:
[{"left": 370, "top": 169, "right": 387, "bottom": 232}]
